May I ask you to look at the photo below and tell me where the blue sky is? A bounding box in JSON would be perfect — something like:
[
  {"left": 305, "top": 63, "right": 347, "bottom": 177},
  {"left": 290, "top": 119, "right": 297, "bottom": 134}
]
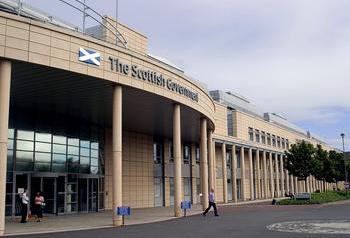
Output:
[{"left": 23, "top": 0, "right": 350, "bottom": 150}]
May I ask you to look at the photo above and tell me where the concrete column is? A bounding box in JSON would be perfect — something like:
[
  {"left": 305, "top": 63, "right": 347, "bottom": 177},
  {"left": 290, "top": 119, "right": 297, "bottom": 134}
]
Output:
[
  {"left": 0, "top": 60, "right": 11, "bottom": 235},
  {"left": 280, "top": 155, "right": 285, "bottom": 196},
  {"left": 112, "top": 85, "right": 123, "bottom": 226},
  {"left": 294, "top": 177, "right": 298, "bottom": 194},
  {"left": 275, "top": 153, "right": 280, "bottom": 197},
  {"left": 241, "top": 147, "right": 247, "bottom": 201},
  {"left": 269, "top": 152, "right": 274, "bottom": 198},
  {"left": 249, "top": 148, "right": 254, "bottom": 200},
  {"left": 221, "top": 143, "right": 227, "bottom": 203},
  {"left": 208, "top": 130, "right": 214, "bottom": 191},
  {"left": 262, "top": 151, "right": 268, "bottom": 199},
  {"left": 232, "top": 145, "right": 238, "bottom": 202},
  {"left": 173, "top": 104, "right": 182, "bottom": 217},
  {"left": 200, "top": 118, "right": 208, "bottom": 210},
  {"left": 256, "top": 150, "right": 261, "bottom": 199},
  {"left": 290, "top": 175, "right": 294, "bottom": 194}
]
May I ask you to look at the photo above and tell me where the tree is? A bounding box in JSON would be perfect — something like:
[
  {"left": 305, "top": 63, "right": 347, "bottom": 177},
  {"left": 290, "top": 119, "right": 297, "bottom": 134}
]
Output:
[{"left": 285, "top": 140, "right": 315, "bottom": 181}]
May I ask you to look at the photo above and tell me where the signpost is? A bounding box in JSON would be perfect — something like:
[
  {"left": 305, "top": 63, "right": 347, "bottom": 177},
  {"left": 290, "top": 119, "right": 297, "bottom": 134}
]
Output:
[
  {"left": 181, "top": 201, "right": 191, "bottom": 217},
  {"left": 117, "top": 206, "right": 131, "bottom": 226}
]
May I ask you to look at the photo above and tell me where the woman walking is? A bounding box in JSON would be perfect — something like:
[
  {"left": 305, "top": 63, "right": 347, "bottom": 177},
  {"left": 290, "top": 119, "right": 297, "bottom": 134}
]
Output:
[{"left": 34, "top": 192, "right": 44, "bottom": 222}]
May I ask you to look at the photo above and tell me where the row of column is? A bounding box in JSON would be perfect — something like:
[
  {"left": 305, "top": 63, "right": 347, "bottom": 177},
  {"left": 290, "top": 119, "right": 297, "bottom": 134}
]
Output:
[{"left": 218, "top": 143, "right": 331, "bottom": 202}]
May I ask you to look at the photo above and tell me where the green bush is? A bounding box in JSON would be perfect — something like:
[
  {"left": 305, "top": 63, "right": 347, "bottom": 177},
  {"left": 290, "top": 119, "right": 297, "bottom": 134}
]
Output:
[{"left": 278, "top": 190, "right": 350, "bottom": 205}]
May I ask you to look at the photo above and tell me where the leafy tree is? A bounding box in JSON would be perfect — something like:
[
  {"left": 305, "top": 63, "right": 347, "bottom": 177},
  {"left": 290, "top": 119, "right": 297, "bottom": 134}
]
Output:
[{"left": 285, "top": 140, "right": 315, "bottom": 181}]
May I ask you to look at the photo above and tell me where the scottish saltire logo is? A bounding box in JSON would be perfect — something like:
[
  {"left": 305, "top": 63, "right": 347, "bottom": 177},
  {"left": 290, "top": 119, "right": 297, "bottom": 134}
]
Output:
[{"left": 78, "top": 48, "right": 101, "bottom": 66}]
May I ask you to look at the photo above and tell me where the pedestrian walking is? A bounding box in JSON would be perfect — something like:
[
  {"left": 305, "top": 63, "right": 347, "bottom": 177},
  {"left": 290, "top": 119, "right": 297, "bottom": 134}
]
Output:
[
  {"left": 20, "top": 190, "right": 29, "bottom": 223},
  {"left": 203, "top": 188, "right": 219, "bottom": 216},
  {"left": 34, "top": 192, "right": 45, "bottom": 222}
]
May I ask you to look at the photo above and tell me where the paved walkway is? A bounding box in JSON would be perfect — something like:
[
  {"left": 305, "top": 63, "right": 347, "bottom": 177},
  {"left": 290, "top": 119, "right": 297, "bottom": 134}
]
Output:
[{"left": 5, "top": 198, "right": 278, "bottom": 236}]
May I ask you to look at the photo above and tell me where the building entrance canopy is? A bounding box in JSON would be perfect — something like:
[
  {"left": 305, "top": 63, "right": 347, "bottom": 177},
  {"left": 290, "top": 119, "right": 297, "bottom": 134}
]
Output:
[{"left": 10, "top": 62, "right": 204, "bottom": 142}]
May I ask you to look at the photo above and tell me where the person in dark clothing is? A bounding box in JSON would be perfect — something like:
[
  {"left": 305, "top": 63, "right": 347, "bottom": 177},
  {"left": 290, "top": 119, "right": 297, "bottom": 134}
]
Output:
[
  {"left": 203, "top": 188, "right": 219, "bottom": 216},
  {"left": 20, "top": 190, "right": 29, "bottom": 223}
]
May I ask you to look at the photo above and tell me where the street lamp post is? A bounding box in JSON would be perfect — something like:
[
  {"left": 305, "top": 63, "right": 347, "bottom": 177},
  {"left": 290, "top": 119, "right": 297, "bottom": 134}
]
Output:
[{"left": 341, "top": 133, "right": 347, "bottom": 187}]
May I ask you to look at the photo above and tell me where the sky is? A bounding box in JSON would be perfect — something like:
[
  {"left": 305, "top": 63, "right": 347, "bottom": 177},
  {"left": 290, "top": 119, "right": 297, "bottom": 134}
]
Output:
[{"left": 23, "top": 0, "right": 350, "bottom": 150}]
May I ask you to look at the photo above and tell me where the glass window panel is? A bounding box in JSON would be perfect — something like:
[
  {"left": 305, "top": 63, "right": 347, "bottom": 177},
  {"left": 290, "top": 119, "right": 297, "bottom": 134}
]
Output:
[
  {"left": 80, "top": 147, "right": 90, "bottom": 157},
  {"left": 35, "top": 142, "right": 51, "bottom": 153},
  {"left": 8, "top": 129, "right": 14, "bottom": 139},
  {"left": 53, "top": 135, "right": 66, "bottom": 145},
  {"left": 52, "top": 163, "right": 66, "bottom": 173},
  {"left": 8, "top": 139, "right": 13, "bottom": 150},
  {"left": 91, "top": 166, "right": 98, "bottom": 174},
  {"left": 91, "top": 142, "right": 99, "bottom": 150},
  {"left": 35, "top": 133, "right": 52, "bottom": 143},
  {"left": 16, "top": 140, "right": 34, "bottom": 151},
  {"left": 91, "top": 149, "right": 98, "bottom": 158},
  {"left": 17, "top": 130, "right": 34, "bottom": 140},
  {"left": 34, "top": 162, "right": 50, "bottom": 172},
  {"left": 16, "top": 151, "right": 33, "bottom": 162},
  {"left": 53, "top": 144, "right": 66, "bottom": 154},
  {"left": 80, "top": 140, "right": 90, "bottom": 148},
  {"left": 35, "top": 152, "right": 51, "bottom": 163},
  {"left": 67, "top": 155, "right": 79, "bottom": 173},
  {"left": 53, "top": 154, "right": 66, "bottom": 164},
  {"left": 66, "top": 183, "right": 77, "bottom": 192},
  {"left": 91, "top": 158, "right": 98, "bottom": 166},
  {"left": 68, "top": 138, "right": 79, "bottom": 146},
  {"left": 7, "top": 150, "right": 13, "bottom": 171},
  {"left": 68, "top": 146, "right": 79, "bottom": 155},
  {"left": 15, "top": 161, "right": 33, "bottom": 171},
  {"left": 80, "top": 156, "right": 90, "bottom": 173}
]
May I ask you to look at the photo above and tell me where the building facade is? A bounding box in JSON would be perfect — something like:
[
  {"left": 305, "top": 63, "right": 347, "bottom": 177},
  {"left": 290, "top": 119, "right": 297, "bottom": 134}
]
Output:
[{"left": 0, "top": 4, "right": 337, "bottom": 235}]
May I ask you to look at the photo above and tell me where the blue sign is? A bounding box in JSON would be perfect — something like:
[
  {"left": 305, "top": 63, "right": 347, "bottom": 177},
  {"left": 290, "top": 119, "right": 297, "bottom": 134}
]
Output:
[
  {"left": 78, "top": 48, "right": 101, "bottom": 66},
  {"left": 117, "top": 206, "right": 131, "bottom": 216},
  {"left": 181, "top": 201, "right": 191, "bottom": 209}
]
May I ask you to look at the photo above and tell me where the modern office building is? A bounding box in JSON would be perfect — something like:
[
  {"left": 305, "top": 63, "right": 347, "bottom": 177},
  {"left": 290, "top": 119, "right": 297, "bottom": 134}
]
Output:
[{"left": 0, "top": 1, "right": 337, "bottom": 234}]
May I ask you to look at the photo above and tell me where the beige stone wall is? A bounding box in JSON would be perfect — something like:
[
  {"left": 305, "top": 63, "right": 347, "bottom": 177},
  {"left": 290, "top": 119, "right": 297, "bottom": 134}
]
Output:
[
  {"left": 105, "top": 130, "right": 154, "bottom": 209},
  {"left": 103, "top": 16, "right": 148, "bottom": 55},
  {"left": 213, "top": 102, "right": 227, "bottom": 137},
  {"left": 215, "top": 144, "right": 224, "bottom": 202}
]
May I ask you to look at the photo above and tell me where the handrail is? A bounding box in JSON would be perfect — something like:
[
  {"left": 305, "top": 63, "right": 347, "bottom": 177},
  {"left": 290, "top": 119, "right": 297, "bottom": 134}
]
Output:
[{"left": 58, "top": 0, "right": 128, "bottom": 48}]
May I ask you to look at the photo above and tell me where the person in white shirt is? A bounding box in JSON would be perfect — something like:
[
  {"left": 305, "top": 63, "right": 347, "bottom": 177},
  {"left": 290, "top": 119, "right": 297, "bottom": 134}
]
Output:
[
  {"left": 203, "top": 188, "right": 219, "bottom": 216},
  {"left": 20, "top": 190, "right": 29, "bottom": 223}
]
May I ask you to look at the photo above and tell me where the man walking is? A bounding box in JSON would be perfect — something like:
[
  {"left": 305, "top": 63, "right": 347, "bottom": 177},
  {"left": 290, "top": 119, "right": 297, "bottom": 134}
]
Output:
[{"left": 203, "top": 188, "right": 219, "bottom": 216}]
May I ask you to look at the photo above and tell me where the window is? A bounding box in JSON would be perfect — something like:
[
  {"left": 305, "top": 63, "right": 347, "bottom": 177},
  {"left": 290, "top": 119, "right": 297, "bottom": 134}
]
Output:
[
  {"left": 286, "top": 139, "right": 290, "bottom": 150},
  {"left": 183, "top": 144, "right": 191, "bottom": 164},
  {"left": 261, "top": 132, "right": 266, "bottom": 144},
  {"left": 248, "top": 127, "right": 254, "bottom": 141},
  {"left": 236, "top": 150, "right": 241, "bottom": 168},
  {"left": 267, "top": 133, "right": 271, "bottom": 145},
  {"left": 226, "top": 151, "right": 232, "bottom": 169},
  {"left": 255, "top": 130, "right": 260, "bottom": 143},
  {"left": 227, "top": 110, "right": 234, "bottom": 136},
  {"left": 153, "top": 142, "right": 163, "bottom": 164},
  {"left": 168, "top": 142, "right": 174, "bottom": 163},
  {"left": 281, "top": 138, "right": 285, "bottom": 149},
  {"left": 272, "top": 135, "right": 276, "bottom": 147},
  {"left": 277, "top": 137, "right": 281, "bottom": 148},
  {"left": 195, "top": 145, "right": 200, "bottom": 164}
]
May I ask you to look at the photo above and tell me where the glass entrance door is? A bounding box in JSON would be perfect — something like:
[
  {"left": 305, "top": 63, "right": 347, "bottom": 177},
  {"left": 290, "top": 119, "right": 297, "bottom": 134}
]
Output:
[
  {"left": 78, "top": 178, "right": 98, "bottom": 212},
  {"left": 88, "top": 179, "right": 98, "bottom": 212},
  {"left": 42, "top": 178, "right": 55, "bottom": 213},
  {"left": 30, "top": 176, "right": 57, "bottom": 214},
  {"left": 154, "top": 177, "right": 163, "bottom": 207}
]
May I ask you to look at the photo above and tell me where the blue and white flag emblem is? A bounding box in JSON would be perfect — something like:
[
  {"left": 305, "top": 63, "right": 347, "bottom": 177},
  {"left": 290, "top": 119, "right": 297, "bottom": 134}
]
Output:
[{"left": 79, "top": 48, "right": 101, "bottom": 66}]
